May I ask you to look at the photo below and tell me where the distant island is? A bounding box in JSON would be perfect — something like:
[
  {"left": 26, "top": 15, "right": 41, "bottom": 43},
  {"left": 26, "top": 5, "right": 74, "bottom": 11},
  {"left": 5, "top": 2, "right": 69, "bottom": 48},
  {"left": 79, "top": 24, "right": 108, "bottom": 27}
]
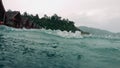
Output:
[{"left": 0, "top": 0, "right": 89, "bottom": 34}]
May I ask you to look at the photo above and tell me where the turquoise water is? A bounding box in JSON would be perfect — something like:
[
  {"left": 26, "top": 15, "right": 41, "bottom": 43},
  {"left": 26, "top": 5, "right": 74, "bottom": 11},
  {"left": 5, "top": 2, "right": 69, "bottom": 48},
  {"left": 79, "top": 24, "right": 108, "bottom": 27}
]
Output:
[{"left": 0, "top": 25, "right": 120, "bottom": 68}]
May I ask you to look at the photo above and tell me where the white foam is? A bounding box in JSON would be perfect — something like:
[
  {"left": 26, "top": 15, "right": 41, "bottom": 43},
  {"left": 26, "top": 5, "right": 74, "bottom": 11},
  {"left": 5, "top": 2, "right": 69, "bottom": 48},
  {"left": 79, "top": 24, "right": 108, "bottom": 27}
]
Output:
[
  {"left": 56, "top": 30, "right": 83, "bottom": 38},
  {"left": 38, "top": 29, "right": 83, "bottom": 38}
]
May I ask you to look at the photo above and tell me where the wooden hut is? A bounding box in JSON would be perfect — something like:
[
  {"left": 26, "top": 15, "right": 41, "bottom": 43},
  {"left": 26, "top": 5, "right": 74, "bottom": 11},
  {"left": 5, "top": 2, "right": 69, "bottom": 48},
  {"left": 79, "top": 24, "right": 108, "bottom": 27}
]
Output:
[
  {"left": 29, "top": 21, "right": 40, "bottom": 29},
  {"left": 22, "top": 17, "right": 39, "bottom": 29},
  {"left": 29, "top": 22, "right": 33, "bottom": 28},
  {"left": 6, "top": 11, "right": 22, "bottom": 28},
  {"left": 22, "top": 17, "right": 32, "bottom": 29},
  {"left": 0, "top": 0, "right": 6, "bottom": 25}
]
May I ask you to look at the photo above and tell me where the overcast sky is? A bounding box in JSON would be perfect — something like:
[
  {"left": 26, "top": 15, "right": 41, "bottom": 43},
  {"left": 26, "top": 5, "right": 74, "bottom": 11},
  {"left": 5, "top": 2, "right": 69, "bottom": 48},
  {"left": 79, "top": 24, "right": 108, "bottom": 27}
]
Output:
[{"left": 3, "top": 0, "right": 120, "bottom": 32}]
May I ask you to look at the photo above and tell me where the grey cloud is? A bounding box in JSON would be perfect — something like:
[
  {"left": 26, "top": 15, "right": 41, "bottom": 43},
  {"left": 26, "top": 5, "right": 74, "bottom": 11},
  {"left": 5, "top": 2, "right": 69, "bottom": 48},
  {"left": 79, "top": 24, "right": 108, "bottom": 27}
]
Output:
[{"left": 69, "top": 8, "right": 120, "bottom": 32}]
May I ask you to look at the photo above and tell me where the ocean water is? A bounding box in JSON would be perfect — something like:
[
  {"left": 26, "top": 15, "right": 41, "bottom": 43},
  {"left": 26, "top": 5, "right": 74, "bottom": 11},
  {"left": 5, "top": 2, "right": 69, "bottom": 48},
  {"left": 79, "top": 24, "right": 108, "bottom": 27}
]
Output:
[{"left": 0, "top": 25, "right": 120, "bottom": 68}]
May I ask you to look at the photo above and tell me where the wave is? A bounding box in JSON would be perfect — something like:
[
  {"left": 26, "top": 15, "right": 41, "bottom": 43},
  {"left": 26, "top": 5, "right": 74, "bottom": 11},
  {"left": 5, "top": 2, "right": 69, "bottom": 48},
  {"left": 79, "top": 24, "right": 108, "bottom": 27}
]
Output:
[
  {"left": 0, "top": 25, "right": 120, "bottom": 68},
  {"left": 0, "top": 25, "right": 83, "bottom": 39},
  {"left": 41, "top": 29, "right": 83, "bottom": 38},
  {"left": 0, "top": 25, "right": 120, "bottom": 40}
]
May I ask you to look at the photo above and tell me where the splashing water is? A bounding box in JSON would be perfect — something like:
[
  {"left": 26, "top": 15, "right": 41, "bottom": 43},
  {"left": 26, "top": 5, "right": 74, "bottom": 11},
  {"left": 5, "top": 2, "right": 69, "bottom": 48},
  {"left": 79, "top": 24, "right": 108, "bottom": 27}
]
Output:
[{"left": 0, "top": 25, "right": 120, "bottom": 68}]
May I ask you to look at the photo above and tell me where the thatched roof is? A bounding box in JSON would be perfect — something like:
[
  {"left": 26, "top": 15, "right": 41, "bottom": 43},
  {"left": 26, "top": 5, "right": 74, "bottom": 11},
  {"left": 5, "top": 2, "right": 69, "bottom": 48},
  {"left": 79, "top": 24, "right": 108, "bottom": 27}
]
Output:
[{"left": 6, "top": 11, "right": 20, "bottom": 19}]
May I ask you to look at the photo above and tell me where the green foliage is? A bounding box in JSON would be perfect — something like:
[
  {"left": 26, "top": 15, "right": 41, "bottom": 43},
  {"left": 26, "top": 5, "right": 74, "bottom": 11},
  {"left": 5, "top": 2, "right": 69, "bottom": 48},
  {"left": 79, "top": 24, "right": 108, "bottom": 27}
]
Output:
[{"left": 22, "top": 12, "right": 81, "bottom": 32}]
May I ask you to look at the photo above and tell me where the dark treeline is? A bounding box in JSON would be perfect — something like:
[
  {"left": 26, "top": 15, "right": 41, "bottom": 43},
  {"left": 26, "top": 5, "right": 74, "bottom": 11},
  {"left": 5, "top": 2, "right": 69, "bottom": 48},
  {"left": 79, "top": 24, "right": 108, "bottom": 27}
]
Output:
[
  {"left": 0, "top": 0, "right": 89, "bottom": 34},
  {"left": 22, "top": 12, "right": 86, "bottom": 33}
]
